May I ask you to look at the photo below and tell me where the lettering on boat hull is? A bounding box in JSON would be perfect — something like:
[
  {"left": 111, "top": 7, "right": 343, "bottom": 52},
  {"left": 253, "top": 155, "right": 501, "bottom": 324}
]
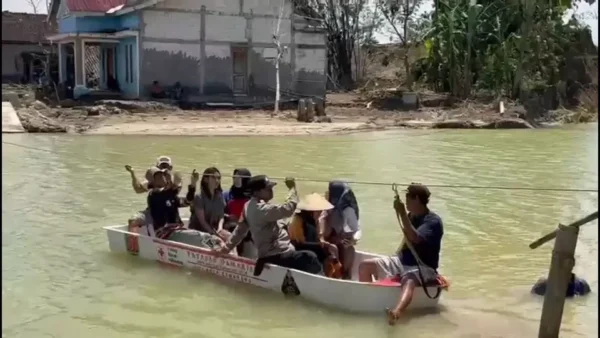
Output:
[
  {"left": 186, "top": 250, "right": 259, "bottom": 285},
  {"left": 125, "top": 232, "right": 139, "bottom": 256},
  {"left": 167, "top": 247, "right": 184, "bottom": 266},
  {"left": 281, "top": 270, "right": 300, "bottom": 296},
  {"left": 157, "top": 244, "right": 184, "bottom": 266},
  {"left": 152, "top": 239, "right": 264, "bottom": 285}
]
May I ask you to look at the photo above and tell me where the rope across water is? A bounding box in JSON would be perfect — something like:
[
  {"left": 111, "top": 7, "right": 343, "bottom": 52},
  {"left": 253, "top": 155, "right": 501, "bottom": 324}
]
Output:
[{"left": 3, "top": 140, "right": 598, "bottom": 194}]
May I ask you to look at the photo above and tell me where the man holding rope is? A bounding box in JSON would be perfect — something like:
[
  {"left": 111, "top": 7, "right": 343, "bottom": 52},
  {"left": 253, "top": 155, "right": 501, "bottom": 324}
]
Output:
[{"left": 357, "top": 183, "right": 444, "bottom": 324}]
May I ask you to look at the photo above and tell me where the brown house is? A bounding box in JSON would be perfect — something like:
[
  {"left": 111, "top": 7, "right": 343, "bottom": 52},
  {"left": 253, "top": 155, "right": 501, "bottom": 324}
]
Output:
[{"left": 2, "top": 11, "right": 58, "bottom": 84}]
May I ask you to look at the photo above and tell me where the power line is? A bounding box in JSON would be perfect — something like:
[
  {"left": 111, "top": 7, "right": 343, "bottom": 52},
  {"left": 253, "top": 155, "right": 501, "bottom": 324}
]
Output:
[{"left": 2, "top": 140, "right": 598, "bottom": 194}]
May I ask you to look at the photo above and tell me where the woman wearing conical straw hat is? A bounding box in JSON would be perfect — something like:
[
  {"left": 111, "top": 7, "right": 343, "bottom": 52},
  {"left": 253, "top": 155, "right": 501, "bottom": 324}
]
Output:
[{"left": 288, "top": 193, "right": 343, "bottom": 278}]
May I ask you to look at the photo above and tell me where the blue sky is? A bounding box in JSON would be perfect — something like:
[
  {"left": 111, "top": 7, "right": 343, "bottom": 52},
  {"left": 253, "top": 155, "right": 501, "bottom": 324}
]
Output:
[{"left": 2, "top": 0, "right": 597, "bottom": 45}]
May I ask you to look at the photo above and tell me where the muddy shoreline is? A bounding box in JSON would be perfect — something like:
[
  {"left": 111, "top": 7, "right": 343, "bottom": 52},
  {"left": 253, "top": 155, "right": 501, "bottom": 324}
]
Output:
[{"left": 6, "top": 93, "right": 589, "bottom": 136}]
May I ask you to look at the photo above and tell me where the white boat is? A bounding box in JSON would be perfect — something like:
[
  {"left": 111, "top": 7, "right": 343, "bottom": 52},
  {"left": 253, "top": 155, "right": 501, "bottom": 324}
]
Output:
[{"left": 103, "top": 222, "right": 447, "bottom": 313}]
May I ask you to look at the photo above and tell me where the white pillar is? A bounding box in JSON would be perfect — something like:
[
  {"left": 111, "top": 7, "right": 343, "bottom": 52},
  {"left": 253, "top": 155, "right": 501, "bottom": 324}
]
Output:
[
  {"left": 74, "top": 39, "right": 83, "bottom": 86},
  {"left": 81, "top": 40, "right": 87, "bottom": 87}
]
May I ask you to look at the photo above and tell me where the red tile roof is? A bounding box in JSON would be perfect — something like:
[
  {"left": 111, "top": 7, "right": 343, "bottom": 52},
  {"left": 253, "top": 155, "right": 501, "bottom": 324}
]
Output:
[
  {"left": 1, "top": 12, "right": 57, "bottom": 44},
  {"left": 65, "top": 0, "right": 127, "bottom": 13}
]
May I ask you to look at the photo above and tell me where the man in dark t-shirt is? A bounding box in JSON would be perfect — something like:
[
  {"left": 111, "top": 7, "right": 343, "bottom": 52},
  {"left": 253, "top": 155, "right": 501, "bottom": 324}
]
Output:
[
  {"left": 398, "top": 211, "right": 443, "bottom": 272},
  {"left": 357, "top": 183, "right": 443, "bottom": 325},
  {"left": 147, "top": 169, "right": 195, "bottom": 232}
]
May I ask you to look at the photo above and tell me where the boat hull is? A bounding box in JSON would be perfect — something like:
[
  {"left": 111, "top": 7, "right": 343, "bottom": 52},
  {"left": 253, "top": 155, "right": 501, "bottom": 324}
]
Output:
[{"left": 104, "top": 224, "right": 443, "bottom": 313}]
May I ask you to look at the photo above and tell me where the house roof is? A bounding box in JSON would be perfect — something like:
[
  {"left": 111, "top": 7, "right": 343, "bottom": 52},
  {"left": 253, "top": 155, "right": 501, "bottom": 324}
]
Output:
[
  {"left": 65, "top": 0, "right": 127, "bottom": 13},
  {"left": 1, "top": 11, "right": 56, "bottom": 44}
]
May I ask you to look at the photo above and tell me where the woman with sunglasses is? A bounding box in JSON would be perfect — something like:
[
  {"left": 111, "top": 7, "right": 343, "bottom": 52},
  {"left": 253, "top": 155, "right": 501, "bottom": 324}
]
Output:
[{"left": 189, "top": 167, "right": 231, "bottom": 241}]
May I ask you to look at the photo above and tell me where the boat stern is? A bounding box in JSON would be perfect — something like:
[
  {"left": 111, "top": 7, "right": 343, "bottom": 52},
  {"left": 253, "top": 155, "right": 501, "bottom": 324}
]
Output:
[{"left": 103, "top": 225, "right": 129, "bottom": 253}]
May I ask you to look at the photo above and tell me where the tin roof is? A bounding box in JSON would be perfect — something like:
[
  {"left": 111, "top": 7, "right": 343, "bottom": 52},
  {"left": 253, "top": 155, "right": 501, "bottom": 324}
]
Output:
[{"left": 65, "top": 0, "right": 127, "bottom": 12}]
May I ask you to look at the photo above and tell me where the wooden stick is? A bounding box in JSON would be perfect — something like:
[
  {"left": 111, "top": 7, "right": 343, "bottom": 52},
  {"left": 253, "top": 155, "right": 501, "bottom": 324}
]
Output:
[{"left": 529, "top": 211, "right": 598, "bottom": 250}]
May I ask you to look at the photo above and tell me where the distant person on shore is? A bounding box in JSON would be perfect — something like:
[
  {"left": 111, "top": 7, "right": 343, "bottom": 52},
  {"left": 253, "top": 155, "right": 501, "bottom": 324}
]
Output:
[
  {"left": 532, "top": 268, "right": 591, "bottom": 298},
  {"left": 219, "top": 175, "right": 323, "bottom": 275},
  {"left": 172, "top": 81, "right": 183, "bottom": 100},
  {"left": 150, "top": 80, "right": 166, "bottom": 99}
]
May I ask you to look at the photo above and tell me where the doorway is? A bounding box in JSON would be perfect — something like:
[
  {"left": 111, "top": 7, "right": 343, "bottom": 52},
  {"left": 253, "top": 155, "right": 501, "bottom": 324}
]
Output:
[
  {"left": 102, "top": 46, "right": 118, "bottom": 91},
  {"left": 231, "top": 47, "right": 248, "bottom": 95},
  {"left": 105, "top": 47, "right": 115, "bottom": 79}
]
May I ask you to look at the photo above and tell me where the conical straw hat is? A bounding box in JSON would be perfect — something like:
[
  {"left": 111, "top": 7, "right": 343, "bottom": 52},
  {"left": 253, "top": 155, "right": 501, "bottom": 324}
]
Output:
[{"left": 297, "top": 193, "right": 334, "bottom": 211}]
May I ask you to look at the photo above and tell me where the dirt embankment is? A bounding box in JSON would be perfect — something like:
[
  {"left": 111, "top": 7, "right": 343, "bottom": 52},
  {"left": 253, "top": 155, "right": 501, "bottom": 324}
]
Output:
[{"left": 3, "top": 85, "right": 589, "bottom": 136}]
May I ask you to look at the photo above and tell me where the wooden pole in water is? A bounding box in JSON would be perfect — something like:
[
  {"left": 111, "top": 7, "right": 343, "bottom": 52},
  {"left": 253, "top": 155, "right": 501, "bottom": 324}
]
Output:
[
  {"left": 529, "top": 211, "right": 598, "bottom": 249},
  {"left": 537, "top": 224, "right": 579, "bottom": 338}
]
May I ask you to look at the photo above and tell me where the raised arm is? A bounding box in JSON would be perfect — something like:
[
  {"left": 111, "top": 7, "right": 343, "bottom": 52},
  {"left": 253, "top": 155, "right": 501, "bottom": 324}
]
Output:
[
  {"left": 259, "top": 187, "right": 299, "bottom": 223},
  {"left": 394, "top": 197, "right": 422, "bottom": 244},
  {"left": 126, "top": 165, "right": 149, "bottom": 194},
  {"left": 178, "top": 170, "right": 199, "bottom": 207},
  {"left": 176, "top": 184, "right": 196, "bottom": 208}
]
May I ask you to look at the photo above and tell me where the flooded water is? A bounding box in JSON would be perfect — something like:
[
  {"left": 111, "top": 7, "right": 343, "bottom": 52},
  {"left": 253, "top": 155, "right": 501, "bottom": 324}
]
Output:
[{"left": 2, "top": 126, "right": 598, "bottom": 338}]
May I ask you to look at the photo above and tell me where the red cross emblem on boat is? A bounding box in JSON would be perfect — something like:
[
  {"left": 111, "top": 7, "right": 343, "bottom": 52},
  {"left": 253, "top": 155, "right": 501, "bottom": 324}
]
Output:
[{"left": 158, "top": 247, "right": 165, "bottom": 258}]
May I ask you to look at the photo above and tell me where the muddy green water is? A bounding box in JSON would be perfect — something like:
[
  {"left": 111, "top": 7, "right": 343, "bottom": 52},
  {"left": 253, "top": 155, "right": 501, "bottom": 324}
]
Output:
[{"left": 2, "top": 126, "right": 598, "bottom": 338}]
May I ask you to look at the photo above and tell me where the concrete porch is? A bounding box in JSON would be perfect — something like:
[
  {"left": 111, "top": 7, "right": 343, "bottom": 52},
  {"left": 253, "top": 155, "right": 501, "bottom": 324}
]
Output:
[{"left": 48, "top": 31, "right": 139, "bottom": 100}]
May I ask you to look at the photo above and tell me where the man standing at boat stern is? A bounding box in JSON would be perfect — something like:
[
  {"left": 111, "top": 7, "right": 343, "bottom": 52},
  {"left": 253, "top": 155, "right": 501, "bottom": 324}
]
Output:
[{"left": 220, "top": 175, "right": 323, "bottom": 276}]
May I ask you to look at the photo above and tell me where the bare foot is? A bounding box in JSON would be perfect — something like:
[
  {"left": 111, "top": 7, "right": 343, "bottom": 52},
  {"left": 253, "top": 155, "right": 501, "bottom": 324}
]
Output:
[{"left": 386, "top": 308, "right": 401, "bottom": 326}]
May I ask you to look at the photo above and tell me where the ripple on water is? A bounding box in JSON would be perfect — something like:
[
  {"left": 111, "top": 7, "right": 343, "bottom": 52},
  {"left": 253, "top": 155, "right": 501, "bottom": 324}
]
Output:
[{"left": 1, "top": 127, "right": 597, "bottom": 338}]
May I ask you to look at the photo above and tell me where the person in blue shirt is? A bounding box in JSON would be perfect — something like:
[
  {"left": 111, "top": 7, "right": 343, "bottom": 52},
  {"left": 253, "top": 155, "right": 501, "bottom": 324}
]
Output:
[
  {"left": 532, "top": 269, "right": 591, "bottom": 297},
  {"left": 357, "top": 183, "right": 443, "bottom": 325}
]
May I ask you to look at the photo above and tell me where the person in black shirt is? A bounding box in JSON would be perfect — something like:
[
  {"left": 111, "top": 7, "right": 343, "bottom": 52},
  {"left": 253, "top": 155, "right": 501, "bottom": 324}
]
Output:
[
  {"left": 148, "top": 169, "right": 227, "bottom": 249},
  {"left": 126, "top": 156, "right": 183, "bottom": 233},
  {"left": 147, "top": 168, "right": 194, "bottom": 232}
]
